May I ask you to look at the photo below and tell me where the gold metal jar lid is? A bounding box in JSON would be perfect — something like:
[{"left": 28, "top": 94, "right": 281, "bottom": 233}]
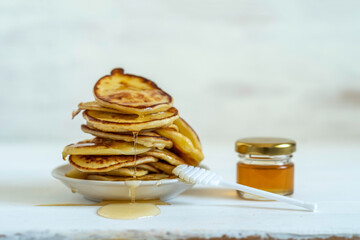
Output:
[{"left": 235, "top": 137, "right": 296, "bottom": 155}]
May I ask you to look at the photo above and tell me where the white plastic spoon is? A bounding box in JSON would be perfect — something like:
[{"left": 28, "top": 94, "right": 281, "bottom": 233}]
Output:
[{"left": 173, "top": 165, "right": 317, "bottom": 212}]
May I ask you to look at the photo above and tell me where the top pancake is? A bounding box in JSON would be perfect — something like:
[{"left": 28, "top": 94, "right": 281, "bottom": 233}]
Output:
[{"left": 94, "top": 68, "right": 173, "bottom": 115}]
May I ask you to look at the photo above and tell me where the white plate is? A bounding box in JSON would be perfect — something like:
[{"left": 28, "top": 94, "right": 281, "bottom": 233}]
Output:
[{"left": 52, "top": 164, "right": 194, "bottom": 201}]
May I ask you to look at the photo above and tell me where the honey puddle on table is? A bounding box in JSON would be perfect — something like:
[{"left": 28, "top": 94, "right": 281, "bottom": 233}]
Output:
[
  {"left": 39, "top": 181, "right": 166, "bottom": 219},
  {"left": 97, "top": 202, "right": 160, "bottom": 220}
]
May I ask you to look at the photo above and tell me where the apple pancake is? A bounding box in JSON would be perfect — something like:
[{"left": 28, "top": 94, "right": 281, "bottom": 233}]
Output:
[
  {"left": 81, "top": 124, "right": 172, "bottom": 149},
  {"left": 142, "top": 149, "right": 186, "bottom": 166},
  {"left": 94, "top": 68, "right": 173, "bottom": 115},
  {"left": 174, "top": 118, "right": 202, "bottom": 150},
  {"left": 72, "top": 101, "right": 125, "bottom": 119},
  {"left": 167, "top": 124, "right": 179, "bottom": 132},
  {"left": 69, "top": 155, "right": 157, "bottom": 172},
  {"left": 83, "top": 107, "right": 179, "bottom": 132},
  {"left": 62, "top": 138, "right": 150, "bottom": 160},
  {"left": 155, "top": 128, "right": 204, "bottom": 166},
  {"left": 87, "top": 173, "right": 171, "bottom": 181}
]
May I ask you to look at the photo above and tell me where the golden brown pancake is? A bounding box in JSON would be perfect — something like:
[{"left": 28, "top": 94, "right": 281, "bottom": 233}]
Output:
[
  {"left": 136, "top": 164, "right": 160, "bottom": 173},
  {"left": 65, "top": 168, "right": 88, "bottom": 179},
  {"left": 142, "top": 149, "right": 186, "bottom": 166},
  {"left": 81, "top": 124, "right": 173, "bottom": 149},
  {"left": 62, "top": 138, "right": 150, "bottom": 160},
  {"left": 149, "top": 162, "right": 176, "bottom": 175},
  {"left": 69, "top": 155, "right": 157, "bottom": 172},
  {"left": 83, "top": 108, "right": 179, "bottom": 132},
  {"left": 72, "top": 101, "right": 126, "bottom": 119},
  {"left": 87, "top": 173, "right": 172, "bottom": 181},
  {"left": 94, "top": 68, "right": 173, "bottom": 115},
  {"left": 95, "top": 168, "right": 148, "bottom": 177},
  {"left": 155, "top": 128, "right": 204, "bottom": 166}
]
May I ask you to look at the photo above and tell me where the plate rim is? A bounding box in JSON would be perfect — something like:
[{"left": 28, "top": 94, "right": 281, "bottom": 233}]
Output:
[{"left": 52, "top": 164, "right": 189, "bottom": 186}]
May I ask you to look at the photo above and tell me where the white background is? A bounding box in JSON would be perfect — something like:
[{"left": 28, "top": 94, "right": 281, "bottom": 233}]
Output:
[
  {"left": 1, "top": 2, "right": 360, "bottom": 238},
  {"left": 1, "top": 0, "right": 360, "bottom": 145}
]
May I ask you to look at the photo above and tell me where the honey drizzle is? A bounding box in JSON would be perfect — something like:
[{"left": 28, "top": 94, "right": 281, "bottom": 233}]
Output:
[{"left": 132, "top": 131, "right": 139, "bottom": 179}]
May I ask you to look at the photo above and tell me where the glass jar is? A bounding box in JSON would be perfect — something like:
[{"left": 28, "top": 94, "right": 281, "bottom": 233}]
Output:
[{"left": 235, "top": 137, "right": 295, "bottom": 200}]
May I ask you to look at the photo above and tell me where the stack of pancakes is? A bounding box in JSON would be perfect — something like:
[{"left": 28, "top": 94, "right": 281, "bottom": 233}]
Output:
[{"left": 62, "top": 68, "right": 204, "bottom": 181}]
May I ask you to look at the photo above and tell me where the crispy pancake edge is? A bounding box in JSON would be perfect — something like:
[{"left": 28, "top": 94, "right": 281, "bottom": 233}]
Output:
[
  {"left": 82, "top": 108, "right": 179, "bottom": 126},
  {"left": 68, "top": 155, "right": 157, "bottom": 172}
]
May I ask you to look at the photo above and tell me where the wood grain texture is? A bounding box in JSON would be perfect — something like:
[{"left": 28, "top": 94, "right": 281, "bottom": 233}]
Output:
[{"left": 0, "top": 142, "right": 359, "bottom": 239}]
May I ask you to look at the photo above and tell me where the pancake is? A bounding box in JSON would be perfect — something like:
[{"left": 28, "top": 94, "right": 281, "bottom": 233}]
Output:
[
  {"left": 167, "top": 124, "right": 179, "bottom": 132},
  {"left": 62, "top": 138, "right": 150, "bottom": 160},
  {"left": 81, "top": 124, "right": 173, "bottom": 149},
  {"left": 83, "top": 107, "right": 179, "bottom": 132},
  {"left": 65, "top": 168, "right": 88, "bottom": 179},
  {"left": 136, "top": 164, "right": 160, "bottom": 173},
  {"left": 72, "top": 101, "right": 125, "bottom": 119},
  {"left": 69, "top": 155, "right": 157, "bottom": 172},
  {"left": 61, "top": 68, "right": 205, "bottom": 182},
  {"left": 142, "top": 149, "right": 186, "bottom": 166},
  {"left": 87, "top": 173, "right": 171, "bottom": 181},
  {"left": 95, "top": 168, "right": 148, "bottom": 177},
  {"left": 149, "top": 162, "right": 176, "bottom": 175},
  {"left": 94, "top": 68, "right": 173, "bottom": 115},
  {"left": 174, "top": 117, "right": 202, "bottom": 150},
  {"left": 155, "top": 128, "right": 204, "bottom": 166},
  {"left": 65, "top": 164, "right": 158, "bottom": 179}
]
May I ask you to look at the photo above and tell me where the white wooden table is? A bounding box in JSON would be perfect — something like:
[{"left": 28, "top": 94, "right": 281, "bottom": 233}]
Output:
[{"left": 0, "top": 142, "right": 359, "bottom": 239}]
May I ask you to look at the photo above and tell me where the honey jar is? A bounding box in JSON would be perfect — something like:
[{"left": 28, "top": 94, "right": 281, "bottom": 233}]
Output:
[{"left": 235, "top": 137, "right": 296, "bottom": 200}]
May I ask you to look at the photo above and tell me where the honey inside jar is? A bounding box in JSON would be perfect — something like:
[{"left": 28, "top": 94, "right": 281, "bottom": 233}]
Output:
[{"left": 235, "top": 137, "right": 296, "bottom": 200}]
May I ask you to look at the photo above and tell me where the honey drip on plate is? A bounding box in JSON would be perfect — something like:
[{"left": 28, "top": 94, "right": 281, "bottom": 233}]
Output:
[
  {"left": 96, "top": 117, "right": 162, "bottom": 219},
  {"left": 97, "top": 128, "right": 161, "bottom": 221},
  {"left": 126, "top": 180, "right": 141, "bottom": 203}
]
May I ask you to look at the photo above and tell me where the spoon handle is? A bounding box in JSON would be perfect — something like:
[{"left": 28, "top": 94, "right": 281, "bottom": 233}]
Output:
[{"left": 219, "top": 180, "right": 317, "bottom": 212}]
